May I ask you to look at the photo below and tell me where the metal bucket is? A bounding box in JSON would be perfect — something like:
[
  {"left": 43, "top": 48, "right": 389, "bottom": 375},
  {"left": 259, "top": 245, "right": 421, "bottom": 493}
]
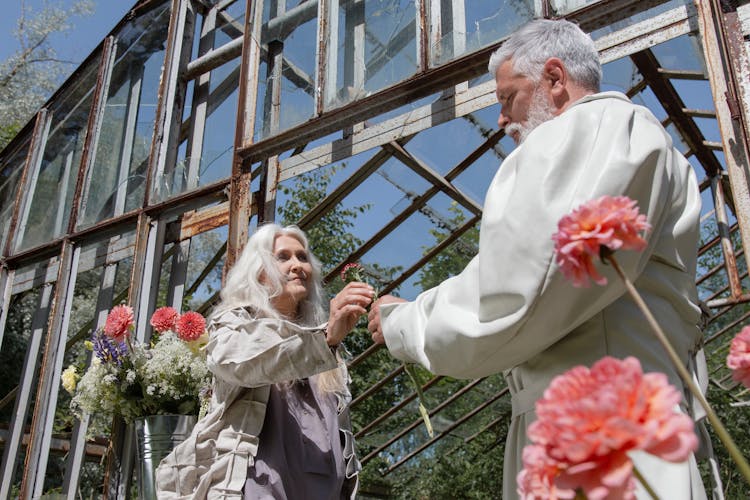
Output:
[{"left": 134, "top": 414, "right": 197, "bottom": 500}]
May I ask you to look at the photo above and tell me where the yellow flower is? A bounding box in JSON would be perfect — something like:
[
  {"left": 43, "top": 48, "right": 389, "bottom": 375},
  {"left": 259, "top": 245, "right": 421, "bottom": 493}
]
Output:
[{"left": 61, "top": 365, "right": 79, "bottom": 394}]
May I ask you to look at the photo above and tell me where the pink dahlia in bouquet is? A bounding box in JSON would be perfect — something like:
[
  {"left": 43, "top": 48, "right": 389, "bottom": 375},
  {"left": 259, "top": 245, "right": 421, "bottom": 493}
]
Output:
[
  {"left": 150, "top": 306, "right": 179, "bottom": 333},
  {"left": 176, "top": 311, "right": 207, "bottom": 342},
  {"left": 104, "top": 304, "right": 134, "bottom": 342}
]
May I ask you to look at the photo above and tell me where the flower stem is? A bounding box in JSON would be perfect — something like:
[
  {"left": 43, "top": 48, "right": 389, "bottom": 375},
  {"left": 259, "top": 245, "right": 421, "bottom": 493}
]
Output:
[
  {"left": 403, "top": 362, "right": 434, "bottom": 438},
  {"left": 605, "top": 254, "right": 750, "bottom": 485},
  {"left": 632, "top": 464, "right": 660, "bottom": 500}
]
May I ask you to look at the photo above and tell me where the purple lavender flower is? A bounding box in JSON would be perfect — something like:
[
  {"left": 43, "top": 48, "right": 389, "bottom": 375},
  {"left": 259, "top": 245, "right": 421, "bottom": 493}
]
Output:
[{"left": 91, "top": 329, "right": 128, "bottom": 365}]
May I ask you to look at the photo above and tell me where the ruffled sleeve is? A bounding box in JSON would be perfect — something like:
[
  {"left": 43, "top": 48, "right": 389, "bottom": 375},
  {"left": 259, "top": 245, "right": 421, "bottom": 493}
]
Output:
[{"left": 206, "top": 307, "right": 339, "bottom": 387}]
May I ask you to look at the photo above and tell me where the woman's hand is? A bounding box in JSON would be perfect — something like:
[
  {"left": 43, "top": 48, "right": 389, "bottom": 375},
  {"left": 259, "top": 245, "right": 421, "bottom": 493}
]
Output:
[{"left": 326, "top": 282, "right": 375, "bottom": 346}]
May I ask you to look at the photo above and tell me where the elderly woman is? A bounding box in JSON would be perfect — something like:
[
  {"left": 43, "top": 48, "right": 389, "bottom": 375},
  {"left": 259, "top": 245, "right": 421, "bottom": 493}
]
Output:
[{"left": 156, "top": 224, "right": 374, "bottom": 499}]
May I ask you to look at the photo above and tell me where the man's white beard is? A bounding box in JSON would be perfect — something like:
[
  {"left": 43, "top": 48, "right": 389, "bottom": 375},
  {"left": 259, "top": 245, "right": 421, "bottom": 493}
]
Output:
[{"left": 505, "top": 85, "right": 556, "bottom": 145}]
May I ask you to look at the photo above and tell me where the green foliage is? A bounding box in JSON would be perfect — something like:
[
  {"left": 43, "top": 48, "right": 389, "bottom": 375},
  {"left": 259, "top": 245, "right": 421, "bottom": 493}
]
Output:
[
  {"left": 278, "top": 163, "right": 367, "bottom": 267},
  {"left": 695, "top": 218, "right": 750, "bottom": 497},
  {"left": 0, "top": 0, "right": 93, "bottom": 152}
]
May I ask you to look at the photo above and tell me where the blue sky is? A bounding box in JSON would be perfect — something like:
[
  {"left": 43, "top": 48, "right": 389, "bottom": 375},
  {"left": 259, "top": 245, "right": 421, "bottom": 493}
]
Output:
[{"left": 0, "top": 1, "right": 133, "bottom": 79}]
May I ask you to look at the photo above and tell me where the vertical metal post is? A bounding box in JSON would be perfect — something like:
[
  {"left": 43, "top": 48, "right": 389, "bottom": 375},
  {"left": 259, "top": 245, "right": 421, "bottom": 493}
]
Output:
[
  {"left": 167, "top": 239, "right": 191, "bottom": 312},
  {"left": 185, "top": 4, "right": 219, "bottom": 191},
  {"left": 319, "top": 0, "right": 338, "bottom": 113},
  {"left": 226, "top": 0, "right": 264, "bottom": 271},
  {"left": 696, "top": 0, "right": 750, "bottom": 272},
  {"left": 76, "top": 36, "right": 118, "bottom": 227},
  {"left": 0, "top": 270, "right": 54, "bottom": 498},
  {"left": 24, "top": 243, "right": 81, "bottom": 498},
  {"left": 145, "top": 0, "right": 196, "bottom": 204},
  {"left": 711, "top": 173, "right": 744, "bottom": 298},
  {"left": 428, "top": 0, "right": 441, "bottom": 64},
  {"left": 0, "top": 267, "right": 14, "bottom": 350},
  {"left": 343, "top": 0, "right": 365, "bottom": 95},
  {"left": 342, "top": 0, "right": 365, "bottom": 136},
  {"left": 135, "top": 218, "right": 168, "bottom": 341},
  {"left": 62, "top": 254, "right": 119, "bottom": 498},
  {"left": 112, "top": 65, "right": 145, "bottom": 216},
  {"left": 53, "top": 151, "right": 75, "bottom": 236},
  {"left": 259, "top": 0, "right": 285, "bottom": 224}
]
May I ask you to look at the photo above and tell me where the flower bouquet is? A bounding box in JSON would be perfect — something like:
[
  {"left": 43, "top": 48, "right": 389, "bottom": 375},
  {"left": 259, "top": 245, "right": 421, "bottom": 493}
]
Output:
[{"left": 62, "top": 305, "right": 212, "bottom": 424}]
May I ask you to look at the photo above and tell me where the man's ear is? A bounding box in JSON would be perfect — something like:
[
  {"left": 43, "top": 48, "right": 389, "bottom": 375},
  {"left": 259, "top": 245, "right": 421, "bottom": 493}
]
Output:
[{"left": 543, "top": 57, "right": 567, "bottom": 96}]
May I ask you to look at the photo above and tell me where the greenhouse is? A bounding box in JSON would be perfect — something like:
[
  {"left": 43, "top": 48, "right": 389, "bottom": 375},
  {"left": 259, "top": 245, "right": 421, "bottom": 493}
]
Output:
[{"left": 1, "top": 0, "right": 750, "bottom": 497}]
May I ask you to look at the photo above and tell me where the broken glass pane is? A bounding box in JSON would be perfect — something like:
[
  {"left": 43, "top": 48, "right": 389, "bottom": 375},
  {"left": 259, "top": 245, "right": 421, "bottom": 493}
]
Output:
[
  {"left": 256, "top": 0, "right": 318, "bottom": 140},
  {"left": 430, "top": 0, "right": 535, "bottom": 66},
  {"left": 16, "top": 56, "right": 101, "bottom": 252},
  {"left": 324, "top": 0, "right": 418, "bottom": 110},
  {"left": 78, "top": 2, "right": 170, "bottom": 229},
  {"left": 589, "top": 0, "right": 683, "bottom": 40}
]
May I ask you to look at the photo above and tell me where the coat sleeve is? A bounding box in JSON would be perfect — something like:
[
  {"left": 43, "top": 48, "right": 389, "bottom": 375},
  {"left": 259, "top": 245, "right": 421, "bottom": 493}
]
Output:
[
  {"left": 206, "top": 308, "right": 339, "bottom": 387},
  {"left": 381, "top": 95, "right": 700, "bottom": 378}
]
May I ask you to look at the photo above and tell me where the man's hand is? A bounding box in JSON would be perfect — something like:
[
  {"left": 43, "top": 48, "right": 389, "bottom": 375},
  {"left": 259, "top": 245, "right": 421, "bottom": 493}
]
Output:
[{"left": 367, "top": 295, "right": 407, "bottom": 344}]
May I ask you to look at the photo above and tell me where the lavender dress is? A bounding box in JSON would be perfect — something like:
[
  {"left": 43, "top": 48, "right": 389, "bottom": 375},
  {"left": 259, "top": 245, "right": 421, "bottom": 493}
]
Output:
[{"left": 243, "top": 375, "right": 352, "bottom": 499}]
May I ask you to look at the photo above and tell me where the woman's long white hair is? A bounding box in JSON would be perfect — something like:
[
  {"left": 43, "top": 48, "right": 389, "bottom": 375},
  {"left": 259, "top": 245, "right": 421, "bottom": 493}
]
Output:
[{"left": 214, "top": 223, "right": 347, "bottom": 394}]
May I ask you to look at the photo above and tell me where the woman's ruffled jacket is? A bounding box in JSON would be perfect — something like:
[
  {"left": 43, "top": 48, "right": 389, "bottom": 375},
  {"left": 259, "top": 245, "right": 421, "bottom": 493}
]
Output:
[{"left": 155, "top": 307, "right": 360, "bottom": 499}]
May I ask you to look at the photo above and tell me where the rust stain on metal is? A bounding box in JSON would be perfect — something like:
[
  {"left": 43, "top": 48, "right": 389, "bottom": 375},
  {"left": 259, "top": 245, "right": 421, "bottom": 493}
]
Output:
[{"left": 180, "top": 201, "right": 230, "bottom": 240}]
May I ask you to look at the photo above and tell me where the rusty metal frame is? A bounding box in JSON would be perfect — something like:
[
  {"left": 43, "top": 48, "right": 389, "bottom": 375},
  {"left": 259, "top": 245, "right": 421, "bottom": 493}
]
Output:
[
  {"left": 226, "top": 0, "right": 263, "bottom": 271},
  {"left": 2, "top": 0, "right": 750, "bottom": 495}
]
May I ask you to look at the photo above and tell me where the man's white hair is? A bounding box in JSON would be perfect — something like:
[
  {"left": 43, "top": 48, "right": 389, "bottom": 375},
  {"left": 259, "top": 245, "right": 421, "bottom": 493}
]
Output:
[{"left": 488, "top": 19, "right": 601, "bottom": 92}]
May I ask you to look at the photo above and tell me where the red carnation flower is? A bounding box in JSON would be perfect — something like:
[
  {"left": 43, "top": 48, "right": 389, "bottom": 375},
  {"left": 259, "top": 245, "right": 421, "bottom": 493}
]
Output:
[
  {"left": 104, "top": 304, "right": 134, "bottom": 342},
  {"left": 176, "top": 311, "right": 206, "bottom": 341},
  {"left": 150, "top": 306, "right": 179, "bottom": 333}
]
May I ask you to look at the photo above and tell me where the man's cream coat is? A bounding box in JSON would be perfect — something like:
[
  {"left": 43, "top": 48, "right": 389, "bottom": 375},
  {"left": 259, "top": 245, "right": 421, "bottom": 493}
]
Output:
[{"left": 381, "top": 92, "right": 708, "bottom": 499}]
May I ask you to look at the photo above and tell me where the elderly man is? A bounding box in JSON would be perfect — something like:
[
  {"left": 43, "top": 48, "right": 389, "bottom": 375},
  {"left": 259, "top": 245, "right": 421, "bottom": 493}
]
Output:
[{"left": 368, "top": 19, "right": 711, "bottom": 499}]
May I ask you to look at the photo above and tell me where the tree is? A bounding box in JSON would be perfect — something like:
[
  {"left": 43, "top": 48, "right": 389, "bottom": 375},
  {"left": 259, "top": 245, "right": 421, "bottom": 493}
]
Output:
[{"left": 0, "top": 0, "right": 93, "bottom": 150}]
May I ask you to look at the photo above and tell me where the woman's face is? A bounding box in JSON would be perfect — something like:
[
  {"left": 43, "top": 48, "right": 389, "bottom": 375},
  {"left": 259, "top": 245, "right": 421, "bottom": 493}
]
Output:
[{"left": 269, "top": 234, "right": 313, "bottom": 318}]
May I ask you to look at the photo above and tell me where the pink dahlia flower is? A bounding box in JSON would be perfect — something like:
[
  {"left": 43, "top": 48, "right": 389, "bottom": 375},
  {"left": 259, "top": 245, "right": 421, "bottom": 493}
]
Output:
[
  {"left": 104, "top": 305, "right": 134, "bottom": 342},
  {"left": 518, "top": 356, "right": 697, "bottom": 500},
  {"left": 552, "top": 195, "right": 650, "bottom": 287},
  {"left": 176, "top": 311, "right": 206, "bottom": 341},
  {"left": 150, "top": 306, "right": 179, "bottom": 333},
  {"left": 517, "top": 445, "right": 575, "bottom": 500},
  {"left": 727, "top": 326, "right": 750, "bottom": 388}
]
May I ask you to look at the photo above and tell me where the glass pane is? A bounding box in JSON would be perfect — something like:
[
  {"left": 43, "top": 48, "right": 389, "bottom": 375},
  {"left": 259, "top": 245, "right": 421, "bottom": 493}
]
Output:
[
  {"left": 430, "top": 0, "right": 535, "bottom": 66},
  {"left": 550, "top": 0, "right": 599, "bottom": 14},
  {"left": 255, "top": 2, "right": 317, "bottom": 139},
  {"left": 325, "top": 0, "right": 417, "bottom": 110},
  {"left": 17, "top": 57, "right": 101, "bottom": 252},
  {"left": 78, "top": 3, "right": 171, "bottom": 228},
  {"left": 651, "top": 33, "right": 706, "bottom": 74},
  {"left": 589, "top": 0, "right": 683, "bottom": 40},
  {"left": 0, "top": 137, "right": 29, "bottom": 250}
]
